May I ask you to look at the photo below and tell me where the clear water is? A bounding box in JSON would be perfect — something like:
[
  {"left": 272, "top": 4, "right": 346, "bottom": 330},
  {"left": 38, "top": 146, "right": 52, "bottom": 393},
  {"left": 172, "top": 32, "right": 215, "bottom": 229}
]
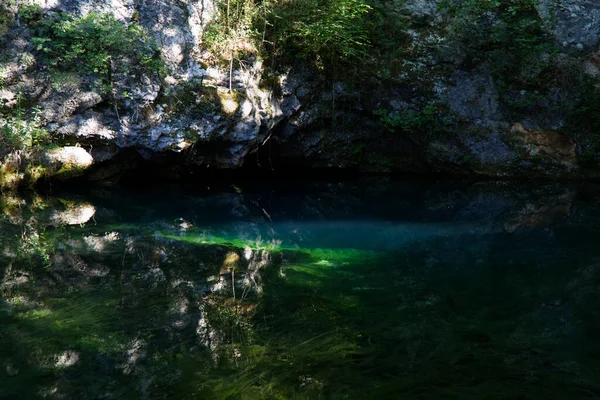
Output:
[{"left": 1, "top": 182, "right": 600, "bottom": 399}]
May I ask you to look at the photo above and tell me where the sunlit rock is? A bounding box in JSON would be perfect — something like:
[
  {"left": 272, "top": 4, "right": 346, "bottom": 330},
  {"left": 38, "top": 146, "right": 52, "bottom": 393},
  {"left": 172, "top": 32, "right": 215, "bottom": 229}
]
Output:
[
  {"left": 197, "top": 310, "right": 218, "bottom": 351},
  {"left": 0, "top": 89, "right": 16, "bottom": 107},
  {"left": 38, "top": 146, "right": 94, "bottom": 180},
  {"left": 54, "top": 114, "right": 116, "bottom": 140},
  {"left": 244, "top": 246, "right": 253, "bottom": 260},
  {"left": 174, "top": 218, "right": 193, "bottom": 232}
]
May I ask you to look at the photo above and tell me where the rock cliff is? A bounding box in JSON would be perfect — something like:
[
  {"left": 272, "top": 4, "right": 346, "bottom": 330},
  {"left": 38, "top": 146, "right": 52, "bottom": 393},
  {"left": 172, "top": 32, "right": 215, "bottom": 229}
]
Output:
[{"left": 2, "top": 0, "right": 600, "bottom": 186}]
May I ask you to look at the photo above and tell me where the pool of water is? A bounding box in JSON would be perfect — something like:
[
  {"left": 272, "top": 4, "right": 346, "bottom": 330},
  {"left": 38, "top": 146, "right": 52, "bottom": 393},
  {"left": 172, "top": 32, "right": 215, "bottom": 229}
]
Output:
[{"left": 1, "top": 181, "right": 600, "bottom": 399}]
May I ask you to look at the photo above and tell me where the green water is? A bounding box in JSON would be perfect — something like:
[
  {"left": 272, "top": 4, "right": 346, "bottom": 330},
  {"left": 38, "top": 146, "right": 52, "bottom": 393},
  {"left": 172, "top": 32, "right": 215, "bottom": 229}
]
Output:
[{"left": 1, "top": 182, "right": 600, "bottom": 399}]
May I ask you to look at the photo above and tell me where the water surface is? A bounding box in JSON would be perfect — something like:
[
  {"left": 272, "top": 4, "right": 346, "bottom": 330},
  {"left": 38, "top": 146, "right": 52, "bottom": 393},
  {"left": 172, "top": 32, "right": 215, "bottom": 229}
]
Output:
[{"left": 1, "top": 182, "right": 600, "bottom": 399}]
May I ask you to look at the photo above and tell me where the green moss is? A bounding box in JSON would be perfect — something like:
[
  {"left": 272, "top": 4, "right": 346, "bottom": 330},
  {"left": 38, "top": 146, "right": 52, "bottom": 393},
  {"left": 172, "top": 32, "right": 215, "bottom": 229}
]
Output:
[
  {"left": 24, "top": 163, "right": 48, "bottom": 183},
  {"left": 55, "top": 163, "right": 86, "bottom": 178}
]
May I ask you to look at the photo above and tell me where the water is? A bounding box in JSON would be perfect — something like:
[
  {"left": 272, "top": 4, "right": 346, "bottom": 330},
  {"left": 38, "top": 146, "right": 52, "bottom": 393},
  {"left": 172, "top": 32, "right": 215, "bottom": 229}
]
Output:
[{"left": 1, "top": 181, "right": 600, "bottom": 399}]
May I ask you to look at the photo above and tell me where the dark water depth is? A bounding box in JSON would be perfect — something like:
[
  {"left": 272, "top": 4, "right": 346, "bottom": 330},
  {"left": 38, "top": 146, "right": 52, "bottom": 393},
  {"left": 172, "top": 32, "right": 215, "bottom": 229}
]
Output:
[{"left": 1, "top": 181, "right": 600, "bottom": 399}]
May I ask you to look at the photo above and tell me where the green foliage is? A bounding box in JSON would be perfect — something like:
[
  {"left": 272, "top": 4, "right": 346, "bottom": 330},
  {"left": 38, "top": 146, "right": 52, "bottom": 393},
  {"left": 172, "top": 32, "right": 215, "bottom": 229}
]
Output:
[
  {"left": 0, "top": 114, "right": 49, "bottom": 154},
  {"left": 203, "top": 0, "right": 258, "bottom": 64},
  {"left": 0, "top": 95, "right": 50, "bottom": 156},
  {"left": 203, "top": 0, "right": 372, "bottom": 74},
  {"left": 18, "top": 3, "right": 43, "bottom": 22},
  {"left": 564, "top": 80, "right": 600, "bottom": 164},
  {"left": 48, "top": 70, "right": 81, "bottom": 91},
  {"left": 440, "top": 0, "right": 553, "bottom": 86},
  {"left": 263, "top": 0, "right": 372, "bottom": 69},
  {"left": 361, "top": 0, "right": 409, "bottom": 79},
  {"left": 30, "top": 11, "right": 163, "bottom": 92},
  {"left": 375, "top": 104, "right": 446, "bottom": 135},
  {"left": 0, "top": 9, "right": 13, "bottom": 37}
]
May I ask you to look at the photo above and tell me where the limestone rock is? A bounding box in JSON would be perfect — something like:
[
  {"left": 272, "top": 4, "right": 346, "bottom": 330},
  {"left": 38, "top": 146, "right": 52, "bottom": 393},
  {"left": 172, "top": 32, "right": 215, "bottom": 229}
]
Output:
[
  {"left": 38, "top": 146, "right": 94, "bottom": 179},
  {"left": 445, "top": 70, "right": 503, "bottom": 127},
  {"left": 538, "top": 0, "right": 600, "bottom": 50},
  {"left": 510, "top": 123, "right": 577, "bottom": 169}
]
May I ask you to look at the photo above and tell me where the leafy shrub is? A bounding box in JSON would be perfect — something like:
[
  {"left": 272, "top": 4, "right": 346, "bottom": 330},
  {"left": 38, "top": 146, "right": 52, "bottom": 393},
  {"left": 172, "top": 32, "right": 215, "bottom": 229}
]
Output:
[
  {"left": 203, "top": 0, "right": 372, "bottom": 74},
  {"left": 18, "top": 3, "right": 43, "bottom": 22},
  {"left": 264, "top": 0, "right": 372, "bottom": 69},
  {"left": 361, "top": 0, "right": 409, "bottom": 79},
  {"left": 203, "top": 0, "right": 258, "bottom": 63},
  {"left": 30, "top": 11, "right": 164, "bottom": 92},
  {"left": 0, "top": 107, "right": 50, "bottom": 156},
  {"left": 440, "top": 0, "right": 553, "bottom": 86}
]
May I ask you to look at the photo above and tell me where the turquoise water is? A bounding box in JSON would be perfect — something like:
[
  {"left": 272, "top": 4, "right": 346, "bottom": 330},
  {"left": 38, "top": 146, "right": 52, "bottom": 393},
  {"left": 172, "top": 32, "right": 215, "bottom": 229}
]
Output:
[{"left": 1, "top": 182, "right": 600, "bottom": 399}]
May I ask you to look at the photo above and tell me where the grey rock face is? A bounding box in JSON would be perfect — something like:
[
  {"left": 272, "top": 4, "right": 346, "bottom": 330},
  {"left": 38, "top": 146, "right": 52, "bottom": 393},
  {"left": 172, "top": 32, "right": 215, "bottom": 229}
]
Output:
[
  {"left": 3, "top": 0, "right": 600, "bottom": 183},
  {"left": 0, "top": 0, "right": 307, "bottom": 180},
  {"left": 445, "top": 70, "right": 504, "bottom": 128},
  {"left": 401, "top": 0, "right": 443, "bottom": 22},
  {"left": 538, "top": 0, "right": 600, "bottom": 50},
  {"left": 462, "top": 131, "right": 515, "bottom": 165}
]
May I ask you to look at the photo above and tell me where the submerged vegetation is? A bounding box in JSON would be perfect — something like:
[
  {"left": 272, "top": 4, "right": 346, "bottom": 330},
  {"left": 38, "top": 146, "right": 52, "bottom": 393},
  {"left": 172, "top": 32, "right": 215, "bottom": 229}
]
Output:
[
  {"left": 2, "top": 0, "right": 600, "bottom": 187},
  {"left": 2, "top": 186, "right": 600, "bottom": 398}
]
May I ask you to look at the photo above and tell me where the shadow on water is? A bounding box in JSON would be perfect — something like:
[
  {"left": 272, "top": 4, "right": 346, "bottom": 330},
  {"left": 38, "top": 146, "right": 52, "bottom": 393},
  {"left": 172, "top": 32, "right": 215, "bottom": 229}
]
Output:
[{"left": 1, "top": 181, "right": 600, "bottom": 399}]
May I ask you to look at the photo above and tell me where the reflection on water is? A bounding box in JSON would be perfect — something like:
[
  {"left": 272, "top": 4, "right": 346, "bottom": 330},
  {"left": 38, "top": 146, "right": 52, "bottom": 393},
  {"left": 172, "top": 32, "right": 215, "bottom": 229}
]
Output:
[{"left": 1, "top": 182, "right": 600, "bottom": 399}]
